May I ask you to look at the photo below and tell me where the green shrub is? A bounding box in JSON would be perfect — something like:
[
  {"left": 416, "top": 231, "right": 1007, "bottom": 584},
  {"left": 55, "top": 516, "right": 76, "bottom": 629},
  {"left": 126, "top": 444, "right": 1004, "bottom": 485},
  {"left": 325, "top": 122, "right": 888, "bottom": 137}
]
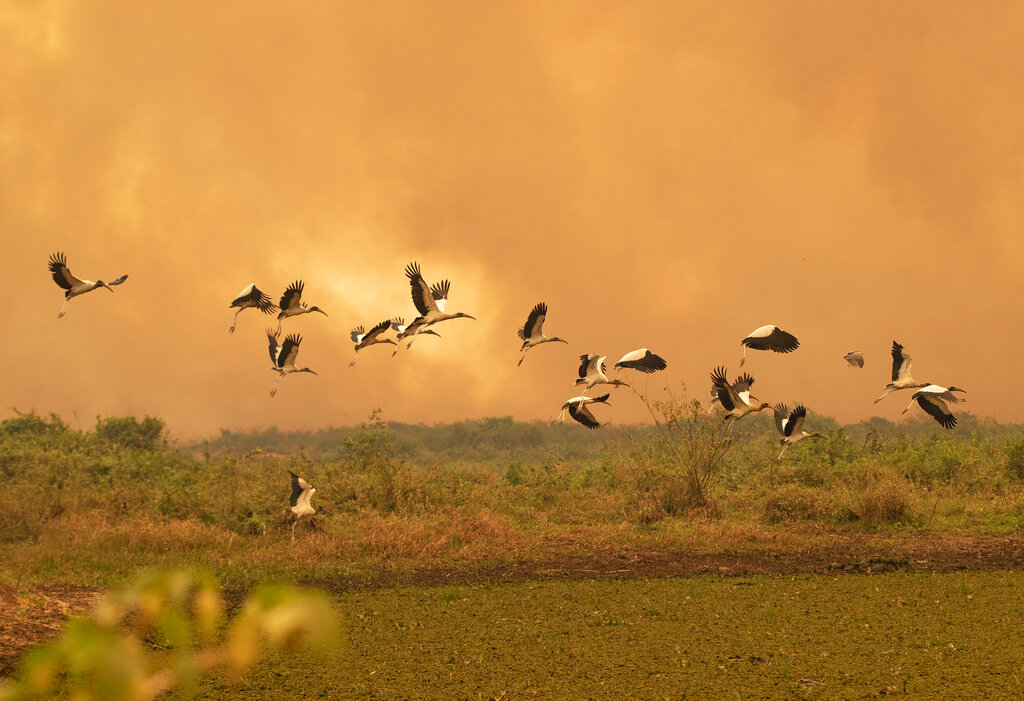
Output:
[
  {"left": 0, "top": 410, "right": 67, "bottom": 436},
  {"left": 94, "top": 416, "right": 166, "bottom": 450},
  {"left": 1004, "top": 432, "right": 1024, "bottom": 479},
  {"left": 763, "top": 485, "right": 832, "bottom": 523}
]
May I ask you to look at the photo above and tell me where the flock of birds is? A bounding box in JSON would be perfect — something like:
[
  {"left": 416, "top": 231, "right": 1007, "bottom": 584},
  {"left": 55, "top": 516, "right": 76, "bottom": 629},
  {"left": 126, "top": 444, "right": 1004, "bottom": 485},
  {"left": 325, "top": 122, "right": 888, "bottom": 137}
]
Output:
[{"left": 48, "top": 252, "right": 969, "bottom": 538}]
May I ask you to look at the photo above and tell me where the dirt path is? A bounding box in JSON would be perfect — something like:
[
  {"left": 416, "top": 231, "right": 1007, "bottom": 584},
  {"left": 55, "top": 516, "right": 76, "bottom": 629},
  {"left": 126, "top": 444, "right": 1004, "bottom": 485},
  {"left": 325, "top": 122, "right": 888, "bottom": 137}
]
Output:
[{"left": 3, "top": 532, "right": 1022, "bottom": 677}]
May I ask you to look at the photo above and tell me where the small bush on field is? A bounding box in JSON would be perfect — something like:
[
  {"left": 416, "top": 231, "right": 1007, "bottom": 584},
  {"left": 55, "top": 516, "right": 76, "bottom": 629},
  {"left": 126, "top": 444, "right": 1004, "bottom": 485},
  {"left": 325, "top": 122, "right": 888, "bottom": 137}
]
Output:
[
  {"left": 1004, "top": 432, "right": 1024, "bottom": 479},
  {"left": 340, "top": 409, "right": 419, "bottom": 513},
  {"left": 847, "top": 472, "right": 911, "bottom": 525},
  {"left": 763, "top": 485, "right": 833, "bottom": 523},
  {"left": 0, "top": 410, "right": 67, "bottom": 436},
  {"left": 94, "top": 415, "right": 166, "bottom": 450}
]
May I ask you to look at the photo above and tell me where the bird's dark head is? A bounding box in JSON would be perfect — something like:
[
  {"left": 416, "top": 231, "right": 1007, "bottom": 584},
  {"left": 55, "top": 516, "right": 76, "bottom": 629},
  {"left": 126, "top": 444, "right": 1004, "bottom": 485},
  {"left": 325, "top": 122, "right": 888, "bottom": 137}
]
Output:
[
  {"left": 455, "top": 312, "right": 476, "bottom": 320},
  {"left": 97, "top": 281, "right": 113, "bottom": 292},
  {"left": 301, "top": 367, "right": 318, "bottom": 375},
  {"left": 948, "top": 386, "right": 967, "bottom": 393},
  {"left": 311, "top": 306, "right": 328, "bottom": 317},
  {"left": 423, "top": 329, "right": 441, "bottom": 336},
  {"left": 759, "top": 402, "right": 772, "bottom": 411},
  {"left": 809, "top": 432, "right": 824, "bottom": 439},
  {"left": 573, "top": 378, "right": 586, "bottom": 386},
  {"left": 552, "top": 337, "right": 568, "bottom": 344},
  {"left": 610, "top": 379, "right": 630, "bottom": 389}
]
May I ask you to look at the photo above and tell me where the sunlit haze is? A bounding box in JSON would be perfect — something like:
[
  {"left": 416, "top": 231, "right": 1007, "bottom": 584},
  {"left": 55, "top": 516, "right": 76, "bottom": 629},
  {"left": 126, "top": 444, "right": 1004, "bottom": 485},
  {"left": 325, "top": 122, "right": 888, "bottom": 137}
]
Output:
[{"left": 3, "top": 2, "right": 1023, "bottom": 438}]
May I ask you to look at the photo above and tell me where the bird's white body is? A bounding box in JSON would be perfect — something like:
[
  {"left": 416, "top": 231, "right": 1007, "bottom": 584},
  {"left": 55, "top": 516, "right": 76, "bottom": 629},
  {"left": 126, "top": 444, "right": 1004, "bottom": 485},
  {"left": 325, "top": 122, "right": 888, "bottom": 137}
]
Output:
[
  {"left": 276, "top": 280, "right": 327, "bottom": 331},
  {"left": 267, "top": 329, "right": 317, "bottom": 397},
  {"left": 574, "top": 354, "right": 629, "bottom": 396},
  {"left": 48, "top": 252, "right": 128, "bottom": 318},
  {"left": 554, "top": 393, "right": 611, "bottom": 428},
  {"left": 400, "top": 262, "right": 475, "bottom": 350},
  {"left": 517, "top": 302, "right": 567, "bottom": 366},
  {"left": 773, "top": 404, "right": 823, "bottom": 459},
  {"left": 875, "top": 341, "right": 929, "bottom": 403},
  {"left": 288, "top": 471, "right": 320, "bottom": 543},
  {"left": 710, "top": 367, "right": 771, "bottom": 421},
  {"left": 350, "top": 320, "right": 396, "bottom": 366},
  {"left": 901, "top": 385, "right": 966, "bottom": 429}
]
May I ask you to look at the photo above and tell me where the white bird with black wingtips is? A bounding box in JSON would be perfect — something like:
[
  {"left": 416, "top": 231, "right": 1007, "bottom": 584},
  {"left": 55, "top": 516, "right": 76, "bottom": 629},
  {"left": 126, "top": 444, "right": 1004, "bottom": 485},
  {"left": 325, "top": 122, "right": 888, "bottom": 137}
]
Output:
[
  {"left": 773, "top": 404, "right": 824, "bottom": 459},
  {"left": 574, "top": 354, "right": 629, "bottom": 397},
  {"left": 400, "top": 262, "right": 476, "bottom": 349},
  {"left": 288, "top": 471, "right": 324, "bottom": 544},
  {"left": 48, "top": 252, "right": 128, "bottom": 319},
  {"left": 266, "top": 328, "right": 318, "bottom": 397},
  {"left": 228, "top": 283, "right": 277, "bottom": 334},
  {"left": 901, "top": 385, "right": 966, "bottom": 429},
  {"left": 517, "top": 302, "right": 567, "bottom": 366},
  {"left": 554, "top": 393, "right": 611, "bottom": 428},
  {"left": 710, "top": 366, "right": 772, "bottom": 421},
  {"left": 739, "top": 325, "right": 799, "bottom": 366},
  {"left": 614, "top": 349, "right": 667, "bottom": 376},
  {"left": 874, "top": 341, "right": 930, "bottom": 404},
  {"left": 276, "top": 280, "right": 327, "bottom": 331},
  {"left": 349, "top": 320, "right": 396, "bottom": 366}
]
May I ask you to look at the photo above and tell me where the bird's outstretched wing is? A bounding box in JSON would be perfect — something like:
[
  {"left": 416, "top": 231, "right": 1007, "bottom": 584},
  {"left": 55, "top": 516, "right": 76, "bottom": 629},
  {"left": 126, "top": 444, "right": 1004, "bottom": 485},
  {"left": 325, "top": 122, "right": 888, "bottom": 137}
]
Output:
[
  {"left": 430, "top": 279, "right": 450, "bottom": 313},
  {"left": 773, "top": 403, "right": 789, "bottom": 436},
  {"left": 48, "top": 252, "right": 82, "bottom": 291},
  {"left": 568, "top": 401, "right": 601, "bottom": 429},
  {"left": 279, "top": 280, "right": 304, "bottom": 312},
  {"left": 267, "top": 328, "right": 282, "bottom": 365},
  {"left": 289, "top": 471, "right": 310, "bottom": 507},
  {"left": 279, "top": 334, "right": 302, "bottom": 367},
  {"left": 787, "top": 405, "right": 807, "bottom": 437},
  {"left": 520, "top": 302, "right": 547, "bottom": 341},
  {"left": 916, "top": 395, "right": 956, "bottom": 429},
  {"left": 891, "top": 341, "right": 912, "bottom": 382},
  {"left": 405, "top": 262, "right": 437, "bottom": 316},
  {"left": 364, "top": 319, "right": 392, "bottom": 341},
  {"left": 577, "top": 354, "right": 595, "bottom": 379},
  {"left": 350, "top": 326, "right": 365, "bottom": 343},
  {"left": 710, "top": 366, "right": 739, "bottom": 411}
]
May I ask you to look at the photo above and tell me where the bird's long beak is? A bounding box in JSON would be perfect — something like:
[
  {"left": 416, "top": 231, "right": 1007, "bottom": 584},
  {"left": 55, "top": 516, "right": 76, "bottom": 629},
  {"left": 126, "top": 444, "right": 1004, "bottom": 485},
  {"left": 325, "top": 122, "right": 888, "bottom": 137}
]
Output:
[
  {"left": 100, "top": 282, "right": 113, "bottom": 292},
  {"left": 463, "top": 314, "right": 477, "bottom": 321},
  {"left": 316, "top": 309, "right": 328, "bottom": 317}
]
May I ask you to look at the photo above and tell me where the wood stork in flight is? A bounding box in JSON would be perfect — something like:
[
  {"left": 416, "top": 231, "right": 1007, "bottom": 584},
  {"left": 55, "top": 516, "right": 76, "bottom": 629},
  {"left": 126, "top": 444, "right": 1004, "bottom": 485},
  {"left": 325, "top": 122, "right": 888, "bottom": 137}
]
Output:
[
  {"left": 228, "top": 283, "right": 277, "bottom": 334},
  {"left": 874, "top": 341, "right": 931, "bottom": 404},
  {"left": 266, "top": 329, "right": 317, "bottom": 397},
  {"left": 349, "top": 320, "right": 396, "bottom": 366},
  {"left": 276, "top": 280, "right": 327, "bottom": 331},
  {"left": 773, "top": 404, "right": 824, "bottom": 459},
  {"left": 574, "top": 354, "right": 629, "bottom": 396},
  {"left": 48, "top": 252, "right": 128, "bottom": 318},
  {"left": 554, "top": 393, "right": 611, "bottom": 428},
  {"left": 614, "top": 349, "right": 667, "bottom": 376},
  {"left": 739, "top": 325, "right": 799, "bottom": 366},
  {"left": 288, "top": 471, "right": 324, "bottom": 544},
  {"left": 844, "top": 351, "right": 864, "bottom": 368},
  {"left": 517, "top": 302, "right": 567, "bottom": 366},
  {"left": 402, "top": 262, "right": 475, "bottom": 347},
  {"left": 710, "top": 366, "right": 772, "bottom": 421},
  {"left": 901, "top": 385, "right": 966, "bottom": 429}
]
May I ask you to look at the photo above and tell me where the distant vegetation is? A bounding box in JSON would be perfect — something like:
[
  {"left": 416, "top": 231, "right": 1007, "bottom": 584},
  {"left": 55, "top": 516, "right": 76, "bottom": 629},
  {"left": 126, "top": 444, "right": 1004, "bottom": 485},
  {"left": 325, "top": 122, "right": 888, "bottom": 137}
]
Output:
[{"left": 1, "top": 401, "right": 1023, "bottom": 590}]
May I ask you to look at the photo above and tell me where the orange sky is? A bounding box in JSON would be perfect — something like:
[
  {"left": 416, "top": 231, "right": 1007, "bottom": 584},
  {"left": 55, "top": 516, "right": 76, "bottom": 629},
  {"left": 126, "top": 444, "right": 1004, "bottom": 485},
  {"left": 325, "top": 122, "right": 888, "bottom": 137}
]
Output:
[{"left": 3, "top": 1, "right": 1023, "bottom": 438}]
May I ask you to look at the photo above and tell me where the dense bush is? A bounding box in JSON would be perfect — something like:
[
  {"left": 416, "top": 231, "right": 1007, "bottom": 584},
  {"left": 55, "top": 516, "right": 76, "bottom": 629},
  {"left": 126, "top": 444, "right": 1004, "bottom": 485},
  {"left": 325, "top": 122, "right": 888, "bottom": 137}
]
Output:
[
  {"left": 95, "top": 416, "right": 166, "bottom": 450},
  {"left": 1005, "top": 432, "right": 1024, "bottom": 479}
]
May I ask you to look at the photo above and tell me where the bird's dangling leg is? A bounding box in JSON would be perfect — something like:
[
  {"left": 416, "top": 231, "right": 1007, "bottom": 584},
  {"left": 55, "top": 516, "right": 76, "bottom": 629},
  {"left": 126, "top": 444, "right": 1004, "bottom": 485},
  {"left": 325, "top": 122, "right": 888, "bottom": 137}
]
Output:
[
  {"left": 58, "top": 297, "right": 69, "bottom": 319},
  {"left": 270, "top": 376, "right": 282, "bottom": 398},
  {"left": 229, "top": 308, "right": 242, "bottom": 334},
  {"left": 291, "top": 519, "right": 298, "bottom": 545}
]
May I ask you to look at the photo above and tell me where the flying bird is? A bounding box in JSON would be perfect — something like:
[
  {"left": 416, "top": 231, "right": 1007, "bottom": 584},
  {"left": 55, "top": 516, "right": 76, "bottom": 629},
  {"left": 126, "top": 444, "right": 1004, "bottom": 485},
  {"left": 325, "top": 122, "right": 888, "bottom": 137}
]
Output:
[
  {"left": 773, "top": 404, "right": 824, "bottom": 459},
  {"left": 710, "top": 366, "right": 772, "bottom": 421},
  {"left": 901, "top": 385, "right": 966, "bottom": 429},
  {"left": 349, "top": 319, "right": 396, "bottom": 366},
  {"left": 517, "top": 302, "right": 567, "bottom": 366},
  {"left": 614, "top": 349, "right": 667, "bottom": 376},
  {"left": 401, "top": 262, "right": 476, "bottom": 348},
  {"left": 739, "top": 325, "right": 800, "bottom": 366},
  {"left": 555, "top": 393, "right": 611, "bottom": 428},
  {"left": 288, "top": 471, "right": 324, "bottom": 544},
  {"left": 48, "top": 252, "right": 128, "bottom": 318},
  {"left": 276, "top": 280, "right": 327, "bottom": 331},
  {"left": 574, "top": 354, "right": 630, "bottom": 396},
  {"left": 228, "top": 283, "right": 277, "bottom": 334},
  {"left": 874, "top": 341, "right": 930, "bottom": 404},
  {"left": 267, "top": 329, "right": 318, "bottom": 397},
  {"left": 844, "top": 351, "right": 865, "bottom": 368}
]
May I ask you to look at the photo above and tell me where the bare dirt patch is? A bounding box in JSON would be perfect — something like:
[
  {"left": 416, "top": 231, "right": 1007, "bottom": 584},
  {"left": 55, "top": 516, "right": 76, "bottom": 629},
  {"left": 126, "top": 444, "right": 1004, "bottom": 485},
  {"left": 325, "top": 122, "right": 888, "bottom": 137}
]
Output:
[{"left": 0, "top": 584, "right": 102, "bottom": 677}]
